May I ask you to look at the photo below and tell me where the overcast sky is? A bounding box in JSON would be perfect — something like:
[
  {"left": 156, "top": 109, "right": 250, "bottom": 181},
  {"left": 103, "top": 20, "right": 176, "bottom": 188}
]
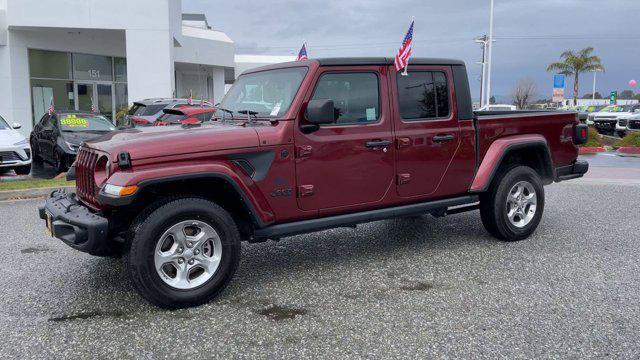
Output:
[{"left": 183, "top": 0, "right": 639, "bottom": 102}]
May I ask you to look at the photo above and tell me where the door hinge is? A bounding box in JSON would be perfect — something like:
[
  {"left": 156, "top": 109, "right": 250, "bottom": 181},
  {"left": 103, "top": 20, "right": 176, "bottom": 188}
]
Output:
[
  {"left": 297, "top": 145, "right": 312, "bottom": 158},
  {"left": 397, "top": 173, "right": 411, "bottom": 185},
  {"left": 298, "top": 184, "right": 315, "bottom": 197}
]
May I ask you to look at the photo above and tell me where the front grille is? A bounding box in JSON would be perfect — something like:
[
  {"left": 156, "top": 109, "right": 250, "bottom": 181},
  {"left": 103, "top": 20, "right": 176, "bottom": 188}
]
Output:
[
  {"left": 0, "top": 151, "right": 21, "bottom": 163},
  {"left": 75, "top": 148, "right": 100, "bottom": 207},
  {"left": 629, "top": 120, "right": 640, "bottom": 130}
]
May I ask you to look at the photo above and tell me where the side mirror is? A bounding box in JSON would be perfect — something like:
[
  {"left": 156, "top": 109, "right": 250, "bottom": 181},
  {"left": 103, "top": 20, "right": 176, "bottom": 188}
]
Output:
[
  {"left": 305, "top": 99, "right": 336, "bottom": 125},
  {"left": 12, "top": 122, "right": 21, "bottom": 129}
]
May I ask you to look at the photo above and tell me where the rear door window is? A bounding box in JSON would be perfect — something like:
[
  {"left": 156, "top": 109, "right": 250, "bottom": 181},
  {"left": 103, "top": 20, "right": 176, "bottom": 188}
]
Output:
[
  {"left": 397, "top": 71, "right": 450, "bottom": 120},
  {"left": 310, "top": 72, "right": 380, "bottom": 125},
  {"left": 129, "top": 104, "right": 166, "bottom": 116}
]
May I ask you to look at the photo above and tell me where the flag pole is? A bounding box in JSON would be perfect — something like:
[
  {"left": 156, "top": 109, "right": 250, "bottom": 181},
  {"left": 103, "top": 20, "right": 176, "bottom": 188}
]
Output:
[{"left": 401, "top": 16, "right": 414, "bottom": 77}]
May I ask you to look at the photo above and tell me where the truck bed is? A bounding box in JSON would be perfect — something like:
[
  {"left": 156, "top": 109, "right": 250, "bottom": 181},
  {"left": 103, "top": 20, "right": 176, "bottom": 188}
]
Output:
[{"left": 474, "top": 110, "right": 580, "bottom": 171}]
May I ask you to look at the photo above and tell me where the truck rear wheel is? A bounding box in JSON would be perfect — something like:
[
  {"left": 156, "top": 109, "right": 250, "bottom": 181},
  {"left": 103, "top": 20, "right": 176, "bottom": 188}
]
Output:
[
  {"left": 125, "top": 198, "right": 240, "bottom": 308},
  {"left": 480, "top": 165, "right": 545, "bottom": 241}
]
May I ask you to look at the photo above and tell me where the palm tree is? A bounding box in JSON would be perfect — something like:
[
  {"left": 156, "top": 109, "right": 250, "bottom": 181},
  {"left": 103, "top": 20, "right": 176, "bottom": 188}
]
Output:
[{"left": 547, "top": 47, "right": 604, "bottom": 105}]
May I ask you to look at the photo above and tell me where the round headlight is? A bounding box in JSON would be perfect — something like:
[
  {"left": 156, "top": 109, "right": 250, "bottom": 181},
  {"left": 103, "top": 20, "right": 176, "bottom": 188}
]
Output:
[{"left": 93, "top": 156, "right": 110, "bottom": 186}]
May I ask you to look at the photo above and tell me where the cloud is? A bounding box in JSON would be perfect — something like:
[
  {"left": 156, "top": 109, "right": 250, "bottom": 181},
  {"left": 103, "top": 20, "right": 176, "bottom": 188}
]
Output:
[{"left": 184, "top": 0, "right": 640, "bottom": 100}]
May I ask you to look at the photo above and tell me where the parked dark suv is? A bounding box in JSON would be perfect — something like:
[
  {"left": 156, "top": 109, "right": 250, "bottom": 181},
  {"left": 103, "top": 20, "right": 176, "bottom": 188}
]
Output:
[{"left": 30, "top": 111, "right": 115, "bottom": 172}]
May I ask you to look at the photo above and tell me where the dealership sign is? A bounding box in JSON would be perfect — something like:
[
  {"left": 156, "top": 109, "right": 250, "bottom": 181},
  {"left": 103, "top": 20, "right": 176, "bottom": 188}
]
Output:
[{"left": 552, "top": 74, "right": 565, "bottom": 102}]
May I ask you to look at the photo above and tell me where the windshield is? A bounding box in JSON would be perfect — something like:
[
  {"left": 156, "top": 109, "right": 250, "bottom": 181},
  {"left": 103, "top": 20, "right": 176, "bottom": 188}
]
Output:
[
  {"left": 0, "top": 115, "right": 9, "bottom": 130},
  {"left": 218, "top": 67, "right": 308, "bottom": 118},
  {"left": 128, "top": 104, "right": 167, "bottom": 116},
  {"left": 157, "top": 112, "right": 186, "bottom": 123},
  {"left": 599, "top": 105, "right": 629, "bottom": 112},
  {"left": 59, "top": 114, "right": 116, "bottom": 132}
]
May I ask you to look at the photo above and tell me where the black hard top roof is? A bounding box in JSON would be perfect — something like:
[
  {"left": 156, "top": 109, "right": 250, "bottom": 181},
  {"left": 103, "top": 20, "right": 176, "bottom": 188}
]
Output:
[
  {"left": 242, "top": 57, "right": 466, "bottom": 75},
  {"left": 315, "top": 57, "right": 465, "bottom": 66}
]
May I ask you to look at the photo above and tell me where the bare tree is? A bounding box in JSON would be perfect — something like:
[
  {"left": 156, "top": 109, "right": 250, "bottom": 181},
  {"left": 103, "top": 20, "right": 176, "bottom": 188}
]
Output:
[{"left": 511, "top": 78, "right": 537, "bottom": 109}]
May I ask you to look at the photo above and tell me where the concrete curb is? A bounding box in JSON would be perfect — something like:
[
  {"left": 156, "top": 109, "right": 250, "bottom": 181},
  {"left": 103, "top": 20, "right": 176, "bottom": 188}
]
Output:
[
  {"left": 616, "top": 147, "right": 640, "bottom": 157},
  {"left": 579, "top": 147, "right": 606, "bottom": 154},
  {"left": 0, "top": 186, "right": 74, "bottom": 201}
]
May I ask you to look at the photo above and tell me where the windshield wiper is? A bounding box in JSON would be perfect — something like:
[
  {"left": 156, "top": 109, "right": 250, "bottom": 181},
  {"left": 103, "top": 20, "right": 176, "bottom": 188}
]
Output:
[
  {"left": 216, "top": 107, "right": 234, "bottom": 123},
  {"left": 237, "top": 110, "right": 259, "bottom": 124}
]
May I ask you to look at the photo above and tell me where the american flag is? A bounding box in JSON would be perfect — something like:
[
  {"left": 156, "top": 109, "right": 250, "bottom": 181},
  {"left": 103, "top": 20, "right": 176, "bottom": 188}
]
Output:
[
  {"left": 188, "top": 90, "right": 193, "bottom": 105},
  {"left": 90, "top": 100, "right": 97, "bottom": 113},
  {"left": 394, "top": 20, "right": 414, "bottom": 72},
  {"left": 296, "top": 43, "right": 308, "bottom": 61},
  {"left": 47, "top": 98, "right": 55, "bottom": 115}
]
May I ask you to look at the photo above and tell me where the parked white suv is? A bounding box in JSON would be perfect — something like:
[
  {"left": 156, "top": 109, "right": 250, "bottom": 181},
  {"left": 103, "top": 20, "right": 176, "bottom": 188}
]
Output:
[
  {"left": 588, "top": 104, "right": 640, "bottom": 135},
  {"left": 0, "top": 114, "right": 31, "bottom": 175}
]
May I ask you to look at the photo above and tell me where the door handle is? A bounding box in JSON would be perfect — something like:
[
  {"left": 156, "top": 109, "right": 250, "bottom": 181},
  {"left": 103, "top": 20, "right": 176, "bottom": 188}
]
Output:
[
  {"left": 366, "top": 140, "right": 392, "bottom": 148},
  {"left": 432, "top": 134, "right": 454, "bottom": 143}
]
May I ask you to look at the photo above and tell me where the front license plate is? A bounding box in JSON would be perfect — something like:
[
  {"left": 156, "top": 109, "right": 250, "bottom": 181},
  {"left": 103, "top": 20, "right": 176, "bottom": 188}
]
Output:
[{"left": 46, "top": 212, "right": 53, "bottom": 237}]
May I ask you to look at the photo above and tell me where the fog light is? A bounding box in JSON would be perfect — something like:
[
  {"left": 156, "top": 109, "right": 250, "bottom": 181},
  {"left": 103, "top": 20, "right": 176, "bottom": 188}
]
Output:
[{"left": 103, "top": 184, "right": 138, "bottom": 197}]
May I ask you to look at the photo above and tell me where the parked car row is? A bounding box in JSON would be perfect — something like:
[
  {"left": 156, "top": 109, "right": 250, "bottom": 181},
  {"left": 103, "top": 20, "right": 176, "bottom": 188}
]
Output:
[
  {"left": 1, "top": 98, "right": 217, "bottom": 175},
  {"left": 587, "top": 104, "right": 640, "bottom": 137},
  {"left": 562, "top": 104, "right": 640, "bottom": 137}
]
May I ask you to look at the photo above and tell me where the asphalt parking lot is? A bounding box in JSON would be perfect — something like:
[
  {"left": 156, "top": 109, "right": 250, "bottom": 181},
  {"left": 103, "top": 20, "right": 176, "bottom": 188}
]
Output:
[{"left": 1, "top": 154, "right": 640, "bottom": 359}]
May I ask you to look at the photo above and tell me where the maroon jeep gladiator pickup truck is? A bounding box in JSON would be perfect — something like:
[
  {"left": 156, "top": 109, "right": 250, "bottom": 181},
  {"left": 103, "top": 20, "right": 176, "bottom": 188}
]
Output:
[{"left": 39, "top": 57, "right": 589, "bottom": 308}]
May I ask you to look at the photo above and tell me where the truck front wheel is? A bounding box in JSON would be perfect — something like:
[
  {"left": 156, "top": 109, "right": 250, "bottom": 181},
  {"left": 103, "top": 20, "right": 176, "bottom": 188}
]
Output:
[
  {"left": 479, "top": 166, "right": 545, "bottom": 241},
  {"left": 125, "top": 197, "right": 241, "bottom": 308}
]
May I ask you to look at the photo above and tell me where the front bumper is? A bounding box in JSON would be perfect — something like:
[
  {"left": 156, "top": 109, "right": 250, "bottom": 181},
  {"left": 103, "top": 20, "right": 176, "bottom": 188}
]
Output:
[
  {"left": 556, "top": 160, "right": 589, "bottom": 181},
  {"left": 38, "top": 189, "right": 110, "bottom": 256},
  {"left": 0, "top": 147, "right": 31, "bottom": 168},
  {"left": 593, "top": 120, "right": 617, "bottom": 131}
]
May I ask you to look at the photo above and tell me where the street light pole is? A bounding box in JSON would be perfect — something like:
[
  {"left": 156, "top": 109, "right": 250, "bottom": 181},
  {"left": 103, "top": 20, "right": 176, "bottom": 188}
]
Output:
[
  {"left": 485, "top": 0, "right": 495, "bottom": 107},
  {"left": 475, "top": 35, "right": 488, "bottom": 108},
  {"left": 592, "top": 70, "right": 597, "bottom": 102}
]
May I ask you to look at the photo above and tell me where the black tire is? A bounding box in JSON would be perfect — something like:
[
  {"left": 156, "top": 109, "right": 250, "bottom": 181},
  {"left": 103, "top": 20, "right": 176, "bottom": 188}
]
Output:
[
  {"left": 13, "top": 165, "right": 31, "bottom": 175},
  {"left": 479, "top": 165, "right": 545, "bottom": 241},
  {"left": 617, "top": 131, "right": 626, "bottom": 138},
  {"left": 53, "top": 148, "right": 67, "bottom": 173},
  {"left": 125, "top": 197, "right": 241, "bottom": 308},
  {"left": 30, "top": 139, "right": 42, "bottom": 163}
]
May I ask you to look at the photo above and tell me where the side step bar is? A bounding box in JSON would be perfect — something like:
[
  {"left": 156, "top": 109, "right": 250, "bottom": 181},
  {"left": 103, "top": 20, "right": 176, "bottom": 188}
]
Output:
[{"left": 253, "top": 195, "right": 479, "bottom": 240}]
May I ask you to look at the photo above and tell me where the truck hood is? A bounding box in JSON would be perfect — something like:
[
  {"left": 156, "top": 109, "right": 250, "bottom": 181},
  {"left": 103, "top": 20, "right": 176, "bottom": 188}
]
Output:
[
  {"left": 591, "top": 111, "right": 629, "bottom": 117},
  {"left": 84, "top": 123, "right": 260, "bottom": 160}
]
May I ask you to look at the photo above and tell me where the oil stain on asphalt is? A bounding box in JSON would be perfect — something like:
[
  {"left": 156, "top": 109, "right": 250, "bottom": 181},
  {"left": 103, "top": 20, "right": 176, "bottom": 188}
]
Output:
[
  {"left": 21, "top": 247, "right": 50, "bottom": 254},
  {"left": 48, "top": 310, "right": 126, "bottom": 322},
  {"left": 258, "top": 305, "right": 307, "bottom": 321},
  {"left": 399, "top": 281, "right": 434, "bottom": 291}
]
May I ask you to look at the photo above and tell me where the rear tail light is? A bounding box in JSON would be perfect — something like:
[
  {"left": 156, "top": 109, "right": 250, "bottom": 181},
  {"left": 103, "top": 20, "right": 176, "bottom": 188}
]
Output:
[{"left": 574, "top": 124, "right": 588, "bottom": 145}]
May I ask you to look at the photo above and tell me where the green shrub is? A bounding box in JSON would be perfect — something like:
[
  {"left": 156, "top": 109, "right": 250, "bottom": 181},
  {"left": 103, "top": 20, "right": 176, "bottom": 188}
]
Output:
[
  {"left": 581, "top": 126, "right": 603, "bottom": 147},
  {"left": 615, "top": 131, "right": 640, "bottom": 148}
]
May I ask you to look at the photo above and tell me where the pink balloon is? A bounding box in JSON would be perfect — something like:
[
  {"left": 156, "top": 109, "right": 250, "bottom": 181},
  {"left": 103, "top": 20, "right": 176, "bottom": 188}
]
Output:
[{"left": 630, "top": 80, "right": 637, "bottom": 87}]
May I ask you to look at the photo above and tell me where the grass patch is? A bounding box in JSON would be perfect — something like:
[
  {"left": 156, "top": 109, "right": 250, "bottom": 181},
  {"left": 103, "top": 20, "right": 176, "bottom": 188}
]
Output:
[
  {"left": 0, "top": 178, "right": 74, "bottom": 191},
  {"left": 581, "top": 126, "right": 603, "bottom": 148},
  {"left": 615, "top": 132, "right": 640, "bottom": 148}
]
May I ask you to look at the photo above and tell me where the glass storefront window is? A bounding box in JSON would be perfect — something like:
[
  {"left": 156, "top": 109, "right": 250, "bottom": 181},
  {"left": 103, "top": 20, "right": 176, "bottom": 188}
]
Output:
[
  {"left": 114, "top": 57, "right": 127, "bottom": 82},
  {"left": 30, "top": 79, "right": 74, "bottom": 123},
  {"left": 28, "top": 49, "right": 72, "bottom": 79},
  {"left": 114, "top": 83, "right": 129, "bottom": 125},
  {"left": 73, "top": 53, "right": 113, "bottom": 81}
]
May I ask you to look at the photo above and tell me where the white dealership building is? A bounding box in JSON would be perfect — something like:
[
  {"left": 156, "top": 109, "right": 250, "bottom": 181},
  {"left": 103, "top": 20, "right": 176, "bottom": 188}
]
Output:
[{"left": 0, "top": 0, "right": 291, "bottom": 136}]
